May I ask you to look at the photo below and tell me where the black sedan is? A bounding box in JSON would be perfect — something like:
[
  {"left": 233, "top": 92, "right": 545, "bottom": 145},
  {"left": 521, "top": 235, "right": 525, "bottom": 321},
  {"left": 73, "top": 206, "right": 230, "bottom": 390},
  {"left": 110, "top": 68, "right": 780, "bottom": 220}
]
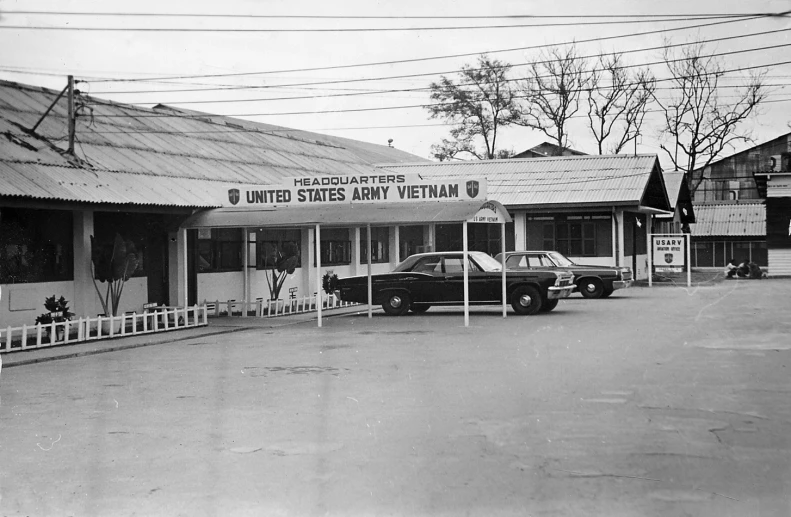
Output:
[
  {"left": 494, "top": 250, "right": 633, "bottom": 299},
  {"left": 335, "top": 251, "right": 575, "bottom": 316}
]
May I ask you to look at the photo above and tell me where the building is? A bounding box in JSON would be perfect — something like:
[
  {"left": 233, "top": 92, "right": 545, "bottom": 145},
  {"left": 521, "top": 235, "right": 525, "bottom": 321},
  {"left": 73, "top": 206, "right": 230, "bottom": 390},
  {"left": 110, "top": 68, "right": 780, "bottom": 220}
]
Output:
[
  {"left": 654, "top": 170, "right": 696, "bottom": 235},
  {"left": 377, "top": 154, "right": 672, "bottom": 279},
  {"left": 688, "top": 131, "right": 791, "bottom": 270},
  {"left": 0, "top": 79, "right": 424, "bottom": 328},
  {"left": 512, "top": 142, "right": 587, "bottom": 159},
  {"left": 2, "top": 79, "right": 678, "bottom": 329}
]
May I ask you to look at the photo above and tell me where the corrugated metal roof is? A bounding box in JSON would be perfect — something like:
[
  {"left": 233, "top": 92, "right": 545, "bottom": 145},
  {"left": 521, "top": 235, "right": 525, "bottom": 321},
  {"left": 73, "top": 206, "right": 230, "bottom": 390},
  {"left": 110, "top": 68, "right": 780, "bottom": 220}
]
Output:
[
  {"left": 692, "top": 203, "right": 765, "bottom": 236},
  {"left": 662, "top": 171, "right": 685, "bottom": 204},
  {"left": 0, "top": 80, "right": 426, "bottom": 208},
  {"left": 378, "top": 155, "right": 661, "bottom": 207}
]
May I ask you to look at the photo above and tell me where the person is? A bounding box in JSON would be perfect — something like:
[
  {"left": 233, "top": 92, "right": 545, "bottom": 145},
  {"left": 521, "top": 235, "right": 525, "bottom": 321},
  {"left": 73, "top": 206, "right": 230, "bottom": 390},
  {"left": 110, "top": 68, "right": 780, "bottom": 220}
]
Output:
[
  {"left": 725, "top": 258, "right": 737, "bottom": 278},
  {"left": 736, "top": 258, "right": 751, "bottom": 278}
]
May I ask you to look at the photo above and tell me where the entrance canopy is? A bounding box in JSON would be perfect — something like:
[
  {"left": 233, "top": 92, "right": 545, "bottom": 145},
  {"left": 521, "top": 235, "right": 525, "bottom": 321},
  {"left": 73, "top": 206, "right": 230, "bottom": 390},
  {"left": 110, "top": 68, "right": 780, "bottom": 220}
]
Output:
[
  {"left": 178, "top": 173, "right": 510, "bottom": 327},
  {"left": 181, "top": 199, "right": 488, "bottom": 229}
]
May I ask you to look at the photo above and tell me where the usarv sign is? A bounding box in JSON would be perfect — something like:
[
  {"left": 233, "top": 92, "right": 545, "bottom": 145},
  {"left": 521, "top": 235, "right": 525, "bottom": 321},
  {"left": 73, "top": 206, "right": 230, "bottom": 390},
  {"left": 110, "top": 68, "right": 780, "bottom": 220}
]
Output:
[{"left": 222, "top": 173, "right": 487, "bottom": 207}]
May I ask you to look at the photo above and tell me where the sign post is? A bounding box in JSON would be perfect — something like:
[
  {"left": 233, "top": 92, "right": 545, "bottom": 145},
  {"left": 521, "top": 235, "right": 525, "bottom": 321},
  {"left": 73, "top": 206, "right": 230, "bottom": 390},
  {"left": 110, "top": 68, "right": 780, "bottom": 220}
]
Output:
[{"left": 650, "top": 233, "right": 691, "bottom": 288}]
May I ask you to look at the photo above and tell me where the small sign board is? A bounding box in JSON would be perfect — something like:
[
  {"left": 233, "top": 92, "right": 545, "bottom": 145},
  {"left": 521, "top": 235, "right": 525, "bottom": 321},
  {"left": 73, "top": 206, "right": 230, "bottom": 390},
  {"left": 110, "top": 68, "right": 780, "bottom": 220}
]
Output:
[
  {"left": 652, "top": 235, "right": 686, "bottom": 272},
  {"left": 49, "top": 311, "right": 63, "bottom": 319},
  {"left": 288, "top": 287, "right": 298, "bottom": 299},
  {"left": 143, "top": 302, "right": 158, "bottom": 310}
]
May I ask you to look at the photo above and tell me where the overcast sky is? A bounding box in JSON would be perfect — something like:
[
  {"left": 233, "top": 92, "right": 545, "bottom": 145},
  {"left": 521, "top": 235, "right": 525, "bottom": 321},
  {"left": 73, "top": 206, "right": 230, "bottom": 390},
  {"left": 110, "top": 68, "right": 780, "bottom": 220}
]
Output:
[{"left": 1, "top": 0, "right": 789, "bottom": 164}]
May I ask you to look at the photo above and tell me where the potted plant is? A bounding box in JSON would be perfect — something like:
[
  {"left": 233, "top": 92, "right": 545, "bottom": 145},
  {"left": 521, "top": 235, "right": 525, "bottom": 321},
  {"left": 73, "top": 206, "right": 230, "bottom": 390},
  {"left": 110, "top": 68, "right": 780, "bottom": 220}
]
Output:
[
  {"left": 264, "top": 242, "right": 299, "bottom": 311},
  {"left": 35, "top": 295, "right": 74, "bottom": 341},
  {"left": 91, "top": 233, "right": 139, "bottom": 333}
]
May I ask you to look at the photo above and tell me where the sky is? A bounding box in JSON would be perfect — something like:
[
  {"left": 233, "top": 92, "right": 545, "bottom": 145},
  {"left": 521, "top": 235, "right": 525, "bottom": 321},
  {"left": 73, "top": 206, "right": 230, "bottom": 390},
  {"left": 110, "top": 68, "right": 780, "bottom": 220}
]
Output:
[{"left": 0, "top": 0, "right": 790, "bottom": 166}]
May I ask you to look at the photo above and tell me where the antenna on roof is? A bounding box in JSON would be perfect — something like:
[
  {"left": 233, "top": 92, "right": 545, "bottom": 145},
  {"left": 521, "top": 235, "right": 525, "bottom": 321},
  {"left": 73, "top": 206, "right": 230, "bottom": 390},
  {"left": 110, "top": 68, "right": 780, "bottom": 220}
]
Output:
[{"left": 387, "top": 139, "right": 393, "bottom": 148}]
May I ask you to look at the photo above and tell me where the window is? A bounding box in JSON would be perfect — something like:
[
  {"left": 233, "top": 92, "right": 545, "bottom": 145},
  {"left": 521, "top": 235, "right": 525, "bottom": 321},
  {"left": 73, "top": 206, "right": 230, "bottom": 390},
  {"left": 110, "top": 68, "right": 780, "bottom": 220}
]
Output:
[
  {"left": 198, "top": 228, "right": 243, "bottom": 273},
  {"left": 360, "top": 227, "right": 389, "bottom": 263},
  {"left": 316, "top": 228, "right": 351, "bottom": 266},
  {"left": 0, "top": 207, "right": 73, "bottom": 283},
  {"left": 94, "top": 212, "right": 154, "bottom": 278},
  {"left": 526, "top": 215, "right": 611, "bottom": 257},
  {"left": 399, "top": 225, "right": 424, "bottom": 258},
  {"left": 257, "top": 229, "right": 301, "bottom": 269}
]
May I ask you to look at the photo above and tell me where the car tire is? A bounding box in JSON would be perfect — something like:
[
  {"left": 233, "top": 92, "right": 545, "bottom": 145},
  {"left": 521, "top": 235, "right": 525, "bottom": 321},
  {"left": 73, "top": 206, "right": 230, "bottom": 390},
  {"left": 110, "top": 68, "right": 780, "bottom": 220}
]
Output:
[
  {"left": 540, "top": 299, "right": 559, "bottom": 312},
  {"left": 409, "top": 304, "right": 430, "bottom": 314},
  {"left": 510, "top": 285, "right": 542, "bottom": 315},
  {"left": 601, "top": 287, "right": 614, "bottom": 298},
  {"left": 382, "top": 292, "right": 411, "bottom": 316},
  {"left": 579, "top": 278, "right": 604, "bottom": 299}
]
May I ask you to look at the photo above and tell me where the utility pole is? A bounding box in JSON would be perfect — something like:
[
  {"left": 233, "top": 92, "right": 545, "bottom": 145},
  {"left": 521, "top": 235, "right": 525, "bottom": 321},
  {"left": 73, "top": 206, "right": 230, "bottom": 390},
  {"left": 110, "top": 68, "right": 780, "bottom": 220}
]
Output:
[{"left": 67, "top": 75, "right": 75, "bottom": 155}]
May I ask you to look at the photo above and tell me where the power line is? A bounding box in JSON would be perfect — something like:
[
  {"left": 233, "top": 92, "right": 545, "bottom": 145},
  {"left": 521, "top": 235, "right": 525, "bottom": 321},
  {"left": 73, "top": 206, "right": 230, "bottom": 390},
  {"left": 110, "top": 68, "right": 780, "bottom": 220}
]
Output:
[
  {"left": 3, "top": 10, "right": 783, "bottom": 20},
  {"left": 75, "top": 41, "right": 791, "bottom": 109},
  {"left": 86, "top": 15, "right": 771, "bottom": 85},
  {"left": 0, "top": 14, "right": 775, "bottom": 33},
  {"left": 82, "top": 32, "right": 791, "bottom": 98}
]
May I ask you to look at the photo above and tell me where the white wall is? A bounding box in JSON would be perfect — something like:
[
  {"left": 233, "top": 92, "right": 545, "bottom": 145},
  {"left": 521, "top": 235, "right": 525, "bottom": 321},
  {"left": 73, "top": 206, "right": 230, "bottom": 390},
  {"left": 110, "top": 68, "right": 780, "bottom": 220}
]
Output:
[{"left": 1, "top": 277, "right": 148, "bottom": 328}]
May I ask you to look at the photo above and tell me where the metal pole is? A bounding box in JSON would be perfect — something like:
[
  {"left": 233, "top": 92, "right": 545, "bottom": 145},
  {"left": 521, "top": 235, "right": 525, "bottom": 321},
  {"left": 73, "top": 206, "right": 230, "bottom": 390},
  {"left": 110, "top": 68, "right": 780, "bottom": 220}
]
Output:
[
  {"left": 501, "top": 221, "right": 507, "bottom": 318},
  {"left": 463, "top": 220, "right": 469, "bottom": 328},
  {"left": 647, "top": 232, "right": 653, "bottom": 287},
  {"left": 367, "top": 224, "right": 372, "bottom": 319},
  {"left": 316, "top": 224, "right": 322, "bottom": 327},
  {"left": 686, "top": 233, "right": 691, "bottom": 288},
  {"left": 67, "top": 75, "right": 75, "bottom": 154}
]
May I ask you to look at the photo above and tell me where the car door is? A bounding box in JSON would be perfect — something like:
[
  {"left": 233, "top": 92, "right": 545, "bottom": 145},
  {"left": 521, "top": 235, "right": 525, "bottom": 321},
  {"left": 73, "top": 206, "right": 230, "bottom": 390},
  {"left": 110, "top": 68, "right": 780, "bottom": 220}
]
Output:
[
  {"left": 404, "top": 256, "right": 445, "bottom": 303},
  {"left": 441, "top": 255, "right": 494, "bottom": 302}
]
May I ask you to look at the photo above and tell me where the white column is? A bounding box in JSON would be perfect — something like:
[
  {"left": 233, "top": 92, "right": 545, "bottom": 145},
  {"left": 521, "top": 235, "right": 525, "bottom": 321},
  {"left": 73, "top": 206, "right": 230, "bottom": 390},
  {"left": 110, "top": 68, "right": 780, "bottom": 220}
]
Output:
[
  {"left": 168, "top": 230, "right": 186, "bottom": 307},
  {"left": 614, "top": 209, "right": 625, "bottom": 268},
  {"left": 350, "top": 227, "right": 361, "bottom": 277},
  {"left": 390, "top": 226, "right": 400, "bottom": 267},
  {"left": 514, "top": 212, "right": 527, "bottom": 250},
  {"left": 367, "top": 224, "right": 373, "bottom": 319},
  {"left": 72, "top": 209, "right": 94, "bottom": 317},
  {"left": 316, "top": 224, "right": 322, "bottom": 328},
  {"left": 501, "top": 222, "right": 507, "bottom": 318},
  {"left": 242, "top": 228, "right": 249, "bottom": 314},
  {"left": 424, "top": 224, "right": 435, "bottom": 253},
  {"left": 463, "top": 221, "right": 469, "bottom": 328}
]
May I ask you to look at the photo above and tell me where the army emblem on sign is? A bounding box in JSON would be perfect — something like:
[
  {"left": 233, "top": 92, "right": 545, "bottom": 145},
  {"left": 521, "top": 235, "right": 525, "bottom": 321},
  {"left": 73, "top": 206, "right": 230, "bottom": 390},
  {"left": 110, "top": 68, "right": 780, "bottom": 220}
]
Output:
[
  {"left": 466, "top": 180, "right": 479, "bottom": 198},
  {"left": 228, "top": 188, "right": 240, "bottom": 205},
  {"left": 664, "top": 253, "right": 674, "bottom": 264}
]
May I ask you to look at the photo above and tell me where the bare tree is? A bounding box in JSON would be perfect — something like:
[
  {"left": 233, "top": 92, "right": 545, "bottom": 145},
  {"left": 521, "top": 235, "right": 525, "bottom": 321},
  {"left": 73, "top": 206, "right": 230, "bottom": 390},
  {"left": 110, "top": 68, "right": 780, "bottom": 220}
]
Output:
[
  {"left": 426, "top": 55, "right": 521, "bottom": 161},
  {"left": 516, "top": 45, "right": 590, "bottom": 155},
  {"left": 587, "top": 53, "right": 656, "bottom": 154},
  {"left": 656, "top": 40, "right": 766, "bottom": 194}
]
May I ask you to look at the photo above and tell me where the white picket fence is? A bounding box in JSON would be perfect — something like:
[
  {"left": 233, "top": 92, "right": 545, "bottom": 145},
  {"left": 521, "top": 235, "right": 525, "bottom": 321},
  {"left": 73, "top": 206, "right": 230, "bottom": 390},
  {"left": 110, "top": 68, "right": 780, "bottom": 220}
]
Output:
[
  {"left": 0, "top": 305, "right": 208, "bottom": 355},
  {"left": 206, "top": 293, "right": 357, "bottom": 318}
]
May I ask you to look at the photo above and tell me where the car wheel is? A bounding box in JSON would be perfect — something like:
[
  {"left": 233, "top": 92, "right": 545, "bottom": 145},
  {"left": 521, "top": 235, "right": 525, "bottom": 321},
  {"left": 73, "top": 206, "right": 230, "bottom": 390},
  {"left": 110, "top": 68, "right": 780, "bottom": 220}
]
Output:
[
  {"left": 510, "top": 285, "right": 542, "bottom": 315},
  {"left": 409, "top": 304, "right": 430, "bottom": 314},
  {"left": 540, "top": 299, "right": 559, "bottom": 312},
  {"left": 579, "top": 278, "right": 604, "bottom": 299},
  {"left": 601, "top": 287, "right": 614, "bottom": 298},
  {"left": 382, "top": 292, "right": 411, "bottom": 316}
]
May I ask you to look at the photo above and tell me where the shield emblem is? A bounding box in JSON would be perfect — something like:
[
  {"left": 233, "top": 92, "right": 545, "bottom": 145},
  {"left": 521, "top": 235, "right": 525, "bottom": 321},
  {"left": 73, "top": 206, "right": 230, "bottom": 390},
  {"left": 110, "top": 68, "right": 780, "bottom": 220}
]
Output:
[
  {"left": 664, "top": 253, "right": 673, "bottom": 264},
  {"left": 466, "top": 180, "right": 479, "bottom": 198},
  {"left": 228, "top": 188, "right": 240, "bottom": 205}
]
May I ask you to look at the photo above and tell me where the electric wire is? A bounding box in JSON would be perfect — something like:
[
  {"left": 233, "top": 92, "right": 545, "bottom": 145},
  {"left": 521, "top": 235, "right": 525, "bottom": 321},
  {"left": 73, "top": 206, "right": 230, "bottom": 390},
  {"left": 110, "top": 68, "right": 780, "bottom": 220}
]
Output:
[{"left": 84, "top": 15, "right": 774, "bottom": 86}]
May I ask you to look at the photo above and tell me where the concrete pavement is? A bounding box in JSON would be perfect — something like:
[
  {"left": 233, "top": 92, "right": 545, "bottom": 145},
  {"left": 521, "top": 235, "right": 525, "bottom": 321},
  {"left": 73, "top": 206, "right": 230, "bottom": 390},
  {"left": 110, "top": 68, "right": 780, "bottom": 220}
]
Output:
[{"left": 1, "top": 280, "right": 790, "bottom": 516}]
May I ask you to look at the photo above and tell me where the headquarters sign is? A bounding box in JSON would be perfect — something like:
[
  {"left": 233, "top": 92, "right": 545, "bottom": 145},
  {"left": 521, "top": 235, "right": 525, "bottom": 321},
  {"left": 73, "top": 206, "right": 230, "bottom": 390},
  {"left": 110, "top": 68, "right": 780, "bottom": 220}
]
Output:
[{"left": 222, "top": 173, "right": 486, "bottom": 207}]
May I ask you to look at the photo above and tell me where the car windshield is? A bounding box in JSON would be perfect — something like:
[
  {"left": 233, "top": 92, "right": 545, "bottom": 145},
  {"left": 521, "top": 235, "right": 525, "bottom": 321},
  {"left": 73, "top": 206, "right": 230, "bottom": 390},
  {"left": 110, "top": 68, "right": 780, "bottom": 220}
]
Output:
[
  {"left": 548, "top": 252, "right": 575, "bottom": 267},
  {"left": 472, "top": 252, "right": 502, "bottom": 272}
]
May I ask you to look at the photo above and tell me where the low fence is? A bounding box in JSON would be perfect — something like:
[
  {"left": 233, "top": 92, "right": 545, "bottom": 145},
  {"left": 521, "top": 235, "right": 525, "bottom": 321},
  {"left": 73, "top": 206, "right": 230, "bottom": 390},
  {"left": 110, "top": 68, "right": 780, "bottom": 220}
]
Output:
[
  {"left": 0, "top": 305, "right": 208, "bottom": 355},
  {"left": 206, "top": 293, "right": 358, "bottom": 318}
]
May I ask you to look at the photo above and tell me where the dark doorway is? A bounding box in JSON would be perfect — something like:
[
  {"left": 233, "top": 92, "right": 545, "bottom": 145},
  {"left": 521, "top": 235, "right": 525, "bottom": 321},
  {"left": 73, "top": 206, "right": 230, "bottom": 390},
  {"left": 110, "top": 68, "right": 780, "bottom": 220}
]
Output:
[{"left": 146, "top": 226, "right": 169, "bottom": 306}]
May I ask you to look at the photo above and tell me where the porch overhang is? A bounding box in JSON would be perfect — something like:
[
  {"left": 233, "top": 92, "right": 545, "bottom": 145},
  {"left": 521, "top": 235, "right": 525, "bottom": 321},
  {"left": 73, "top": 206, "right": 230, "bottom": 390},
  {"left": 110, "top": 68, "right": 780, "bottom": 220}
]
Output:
[{"left": 180, "top": 199, "right": 487, "bottom": 229}]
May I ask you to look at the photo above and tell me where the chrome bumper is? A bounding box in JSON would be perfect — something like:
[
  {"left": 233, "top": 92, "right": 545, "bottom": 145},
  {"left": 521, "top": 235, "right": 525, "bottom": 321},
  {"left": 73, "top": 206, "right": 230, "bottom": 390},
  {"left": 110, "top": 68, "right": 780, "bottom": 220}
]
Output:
[
  {"left": 547, "top": 285, "right": 575, "bottom": 299},
  {"left": 613, "top": 280, "right": 632, "bottom": 290}
]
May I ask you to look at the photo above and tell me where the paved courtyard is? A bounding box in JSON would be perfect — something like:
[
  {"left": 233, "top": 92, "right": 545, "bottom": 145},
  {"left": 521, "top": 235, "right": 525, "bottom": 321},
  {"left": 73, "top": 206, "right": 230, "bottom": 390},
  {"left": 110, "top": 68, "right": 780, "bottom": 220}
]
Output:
[{"left": 1, "top": 278, "right": 790, "bottom": 516}]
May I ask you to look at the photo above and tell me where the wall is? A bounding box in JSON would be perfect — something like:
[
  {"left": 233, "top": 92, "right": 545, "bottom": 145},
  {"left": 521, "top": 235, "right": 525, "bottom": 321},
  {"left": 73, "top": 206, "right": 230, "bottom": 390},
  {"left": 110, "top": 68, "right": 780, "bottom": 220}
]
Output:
[{"left": 0, "top": 277, "right": 148, "bottom": 328}]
